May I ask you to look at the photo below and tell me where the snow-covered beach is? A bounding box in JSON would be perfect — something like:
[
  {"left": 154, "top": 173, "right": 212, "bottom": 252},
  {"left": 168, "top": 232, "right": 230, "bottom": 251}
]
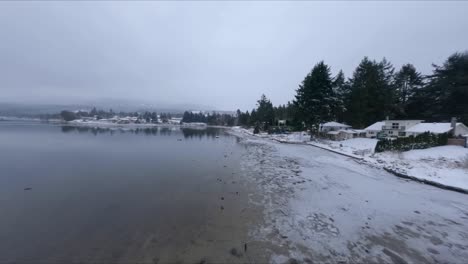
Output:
[
  {"left": 232, "top": 128, "right": 468, "bottom": 263},
  {"left": 233, "top": 128, "right": 468, "bottom": 193}
]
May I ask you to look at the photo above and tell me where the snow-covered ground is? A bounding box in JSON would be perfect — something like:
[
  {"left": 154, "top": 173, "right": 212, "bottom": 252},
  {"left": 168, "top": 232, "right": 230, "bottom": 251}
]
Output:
[
  {"left": 234, "top": 132, "right": 468, "bottom": 263},
  {"left": 370, "top": 146, "right": 468, "bottom": 191},
  {"left": 311, "top": 137, "right": 378, "bottom": 156},
  {"left": 232, "top": 128, "right": 468, "bottom": 192}
]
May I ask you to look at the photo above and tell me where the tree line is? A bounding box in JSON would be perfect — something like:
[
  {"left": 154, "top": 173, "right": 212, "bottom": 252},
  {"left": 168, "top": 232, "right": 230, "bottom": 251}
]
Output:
[
  {"left": 237, "top": 51, "right": 468, "bottom": 131},
  {"left": 181, "top": 111, "right": 236, "bottom": 126},
  {"left": 60, "top": 107, "right": 175, "bottom": 122}
]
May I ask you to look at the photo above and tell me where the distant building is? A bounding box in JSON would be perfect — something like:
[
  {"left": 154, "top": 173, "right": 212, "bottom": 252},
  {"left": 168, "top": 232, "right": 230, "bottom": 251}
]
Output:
[
  {"left": 327, "top": 129, "right": 367, "bottom": 141},
  {"left": 168, "top": 117, "right": 183, "bottom": 125},
  {"left": 319, "top": 122, "right": 351, "bottom": 133}
]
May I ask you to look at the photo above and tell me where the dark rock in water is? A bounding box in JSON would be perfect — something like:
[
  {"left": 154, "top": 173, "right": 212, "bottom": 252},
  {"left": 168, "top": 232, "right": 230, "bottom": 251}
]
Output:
[
  {"left": 230, "top": 247, "right": 242, "bottom": 257},
  {"left": 177, "top": 139, "right": 183, "bottom": 141},
  {"left": 24, "top": 187, "right": 32, "bottom": 191},
  {"left": 223, "top": 165, "right": 227, "bottom": 167},
  {"left": 220, "top": 206, "right": 224, "bottom": 210},
  {"left": 414, "top": 210, "right": 421, "bottom": 214},
  {"left": 244, "top": 243, "right": 247, "bottom": 252},
  {"left": 235, "top": 191, "right": 239, "bottom": 195},
  {"left": 220, "top": 197, "right": 224, "bottom": 200}
]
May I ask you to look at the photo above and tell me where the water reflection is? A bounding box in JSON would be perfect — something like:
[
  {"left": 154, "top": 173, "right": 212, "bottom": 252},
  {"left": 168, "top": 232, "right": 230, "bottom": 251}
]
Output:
[{"left": 60, "top": 125, "right": 222, "bottom": 139}]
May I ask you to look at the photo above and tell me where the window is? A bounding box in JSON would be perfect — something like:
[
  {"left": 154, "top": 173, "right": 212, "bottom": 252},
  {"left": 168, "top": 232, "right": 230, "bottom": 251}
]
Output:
[
  {"left": 398, "top": 132, "right": 406, "bottom": 137},
  {"left": 388, "top": 131, "right": 393, "bottom": 134},
  {"left": 392, "top": 123, "right": 399, "bottom": 129}
]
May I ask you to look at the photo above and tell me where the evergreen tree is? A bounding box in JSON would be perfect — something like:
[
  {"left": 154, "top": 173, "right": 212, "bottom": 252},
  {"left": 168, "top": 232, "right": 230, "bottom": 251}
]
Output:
[
  {"left": 407, "top": 52, "right": 468, "bottom": 124},
  {"left": 347, "top": 57, "right": 395, "bottom": 127},
  {"left": 394, "top": 64, "right": 423, "bottom": 117},
  {"left": 331, "top": 70, "right": 349, "bottom": 122},
  {"left": 250, "top": 109, "right": 258, "bottom": 126},
  {"left": 293, "top": 61, "right": 336, "bottom": 132},
  {"left": 255, "top": 94, "right": 275, "bottom": 129}
]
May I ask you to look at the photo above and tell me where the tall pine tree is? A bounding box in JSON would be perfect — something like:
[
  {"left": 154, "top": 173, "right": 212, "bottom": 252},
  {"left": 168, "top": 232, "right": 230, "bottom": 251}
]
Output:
[
  {"left": 347, "top": 57, "right": 395, "bottom": 128},
  {"left": 394, "top": 64, "right": 423, "bottom": 118},
  {"left": 255, "top": 94, "right": 275, "bottom": 129},
  {"left": 293, "top": 61, "right": 336, "bottom": 132},
  {"left": 407, "top": 52, "right": 468, "bottom": 124}
]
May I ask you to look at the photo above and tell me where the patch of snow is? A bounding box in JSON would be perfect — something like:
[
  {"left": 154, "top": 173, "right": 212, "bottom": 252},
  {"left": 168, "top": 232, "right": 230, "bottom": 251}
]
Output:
[
  {"left": 371, "top": 146, "right": 468, "bottom": 190},
  {"left": 311, "top": 138, "right": 378, "bottom": 157}
]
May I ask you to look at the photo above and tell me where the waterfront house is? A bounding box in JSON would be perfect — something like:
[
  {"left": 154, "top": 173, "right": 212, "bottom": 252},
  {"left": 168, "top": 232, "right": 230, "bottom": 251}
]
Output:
[{"left": 319, "top": 122, "right": 351, "bottom": 133}]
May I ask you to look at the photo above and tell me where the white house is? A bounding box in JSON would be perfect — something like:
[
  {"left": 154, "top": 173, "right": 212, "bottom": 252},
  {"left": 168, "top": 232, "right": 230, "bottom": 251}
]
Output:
[
  {"left": 364, "top": 120, "right": 424, "bottom": 138},
  {"left": 319, "top": 122, "right": 351, "bottom": 133},
  {"left": 364, "top": 119, "right": 468, "bottom": 139},
  {"left": 168, "top": 117, "right": 183, "bottom": 125},
  {"left": 364, "top": 121, "right": 385, "bottom": 138},
  {"left": 381, "top": 120, "right": 424, "bottom": 138},
  {"left": 406, "top": 122, "right": 468, "bottom": 137},
  {"left": 327, "top": 129, "right": 366, "bottom": 141}
]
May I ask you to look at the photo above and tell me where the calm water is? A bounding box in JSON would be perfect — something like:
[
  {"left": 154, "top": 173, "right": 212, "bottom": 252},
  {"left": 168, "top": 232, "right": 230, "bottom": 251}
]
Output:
[{"left": 0, "top": 122, "right": 258, "bottom": 263}]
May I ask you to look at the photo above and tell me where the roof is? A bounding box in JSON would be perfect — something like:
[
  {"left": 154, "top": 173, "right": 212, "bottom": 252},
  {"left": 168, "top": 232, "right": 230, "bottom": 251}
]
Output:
[
  {"left": 353, "top": 129, "right": 367, "bottom": 133},
  {"left": 339, "top": 129, "right": 357, "bottom": 134},
  {"left": 364, "top": 121, "right": 385, "bottom": 131},
  {"left": 385, "top": 120, "right": 424, "bottom": 122},
  {"left": 321, "top": 121, "right": 351, "bottom": 128},
  {"left": 406, "top": 123, "right": 462, "bottom": 134},
  {"left": 328, "top": 129, "right": 357, "bottom": 135}
]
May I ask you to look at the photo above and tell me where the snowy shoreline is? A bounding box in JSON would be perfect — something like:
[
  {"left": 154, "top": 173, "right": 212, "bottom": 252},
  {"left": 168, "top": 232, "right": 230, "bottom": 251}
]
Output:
[
  {"left": 232, "top": 127, "right": 468, "bottom": 263},
  {"left": 230, "top": 127, "right": 468, "bottom": 194}
]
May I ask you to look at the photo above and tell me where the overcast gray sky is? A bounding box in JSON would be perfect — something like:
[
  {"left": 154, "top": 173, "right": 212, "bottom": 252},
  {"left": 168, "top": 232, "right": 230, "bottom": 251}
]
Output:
[{"left": 1, "top": 1, "right": 467, "bottom": 111}]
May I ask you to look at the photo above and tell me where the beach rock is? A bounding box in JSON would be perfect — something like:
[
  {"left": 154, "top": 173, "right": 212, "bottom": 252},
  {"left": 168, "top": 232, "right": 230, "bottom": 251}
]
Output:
[{"left": 230, "top": 247, "right": 242, "bottom": 257}]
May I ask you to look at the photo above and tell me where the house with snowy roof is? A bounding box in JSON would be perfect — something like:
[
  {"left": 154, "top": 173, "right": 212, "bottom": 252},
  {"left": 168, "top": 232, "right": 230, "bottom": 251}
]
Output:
[
  {"left": 406, "top": 122, "right": 468, "bottom": 137},
  {"left": 364, "top": 121, "right": 385, "bottom": 138},
  {"left": 364, "top": 118, "right": 468, "bottom": 139},
  {"left": 319, "top": 122, "right": 351, "bottom": 133}
]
